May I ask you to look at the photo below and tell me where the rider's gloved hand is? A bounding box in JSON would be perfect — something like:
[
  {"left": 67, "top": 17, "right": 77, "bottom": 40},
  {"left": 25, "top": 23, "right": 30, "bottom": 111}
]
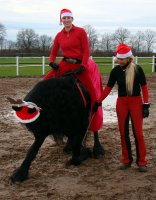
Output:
[
  {"left": 75, "top": 66, "right": 85, "bottom": 75},
  {"left": 49, "top": 62, "right": 59, "bottom": 71}
]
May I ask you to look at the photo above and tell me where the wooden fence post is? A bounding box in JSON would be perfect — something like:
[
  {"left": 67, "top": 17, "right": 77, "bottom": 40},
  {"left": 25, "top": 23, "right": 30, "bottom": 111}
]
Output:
[
  {"left": 16, "top": 56, "right": 19, "bottom": 76},
  {"left": 42, "top": 56, "right": 45, "bottom": 75},
  {"left": 152, "top": 55, "right": 155, "bottom": 72},
  {"left": 112, "top": 56, "right": 115, "bottom": 68},
  {"left": 135, "top": 56, "right": 138, "bottom": 64},
  {"left": 154, "top": 56, "right": 156, "bottom": 72}
]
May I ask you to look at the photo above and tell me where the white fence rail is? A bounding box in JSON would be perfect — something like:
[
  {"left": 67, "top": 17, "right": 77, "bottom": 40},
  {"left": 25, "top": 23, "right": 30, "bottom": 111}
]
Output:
[{"left": 1, "top": 56, "right": 156, "bottom": 76}]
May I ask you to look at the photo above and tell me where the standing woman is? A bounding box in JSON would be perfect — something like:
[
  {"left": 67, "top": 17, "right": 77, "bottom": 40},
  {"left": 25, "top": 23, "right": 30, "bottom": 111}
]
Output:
[
  {"left": 43, "top": 8, "right": 104, "bottom": 153},
  {"left": 94, "top": 43, "right": 150, "bottom": 172}
]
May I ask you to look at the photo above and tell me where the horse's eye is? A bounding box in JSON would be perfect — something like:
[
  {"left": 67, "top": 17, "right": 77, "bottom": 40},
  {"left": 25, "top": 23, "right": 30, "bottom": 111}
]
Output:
[
  {"left": 27, "top": 108, "right": 36, "bottom": 114},
  {"left": 12, "top": 106, "right": 22, "bottom": 111}
]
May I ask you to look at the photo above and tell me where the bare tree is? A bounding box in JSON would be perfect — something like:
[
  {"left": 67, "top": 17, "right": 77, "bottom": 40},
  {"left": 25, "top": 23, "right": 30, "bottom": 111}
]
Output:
[
  {"left": 113, "top": 27, "right": 131, "bottom": 44},
  {"left": 0, "top": 23, "right": 7, "bottom": 52},
  {"left": 39, "top": 35, "right": 53, "bottom": 52},
  {"left": 127, "top": 36, "right": 136, "bottom": 50},
  {"left": 2, "top": 23, "right": 156, "bottom": 55},
  {"left": 16, "top": 28, "right": 39, "bottom": 52},
  {"left": 100, "top": 33, "right": 115, "bottom": 52},
  {"left": 83, "top": 25, "right": 98, "bottom": 53},
  {"left": 6, "top": 40, "right": 16, "bottom": 50},
  {"left": 135, "top": 31, "right": 144, "bottom": 52},
  {"left": 144, "top": 29, "right": 156, "bottom": 53},
  {"left": 129, "top": 31, "right": 144, "bottom": 52}
]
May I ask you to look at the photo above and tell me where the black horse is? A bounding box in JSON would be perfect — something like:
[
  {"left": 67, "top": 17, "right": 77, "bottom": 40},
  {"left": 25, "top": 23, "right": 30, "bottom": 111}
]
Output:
[{"left": 8, "top": 73, "right": 104, "bottom": 183}]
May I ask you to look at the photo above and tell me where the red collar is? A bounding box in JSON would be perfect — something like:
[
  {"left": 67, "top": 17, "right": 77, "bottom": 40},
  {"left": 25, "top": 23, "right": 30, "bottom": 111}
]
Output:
[{"left": 62, "top": 24, "right": 75, "bottom": 33}]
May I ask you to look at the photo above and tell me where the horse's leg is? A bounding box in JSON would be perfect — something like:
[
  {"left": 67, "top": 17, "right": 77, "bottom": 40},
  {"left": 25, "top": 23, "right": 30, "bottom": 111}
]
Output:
[
  {"left": 69, "top": 133, "right": 91, "bottom": 166},
  {"left": 63, "top": 127, "right": 89, "bottom": 155},
  {"left": 10, "top": 135, "right": 46, "bottom": 183},
  {"left": 68, "top": 134, "right": 82, "bottom": 165},
  {"left": 93, "top": 131, "right": 105, "bottom": 158},
  {"left": 63, "top": 138, "right": 72, "bottom": 154}
]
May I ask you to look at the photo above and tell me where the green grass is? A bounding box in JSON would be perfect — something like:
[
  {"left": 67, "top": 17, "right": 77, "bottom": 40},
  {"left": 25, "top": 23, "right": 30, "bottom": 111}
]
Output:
[
  {"left": 0, "top": 66, "right": 16, "bottom": 76},
  {"left": 0, "top": 65, "right": 51, "bottom": 77},
  {"left": 0, "top": 57, "right": 155, "bottom": 77}
]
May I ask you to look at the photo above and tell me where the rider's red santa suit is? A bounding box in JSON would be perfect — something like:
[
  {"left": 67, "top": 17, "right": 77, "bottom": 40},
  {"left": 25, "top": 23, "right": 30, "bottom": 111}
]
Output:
[{"left": 43, "top": 9, "right": 103, "bottom": 132}]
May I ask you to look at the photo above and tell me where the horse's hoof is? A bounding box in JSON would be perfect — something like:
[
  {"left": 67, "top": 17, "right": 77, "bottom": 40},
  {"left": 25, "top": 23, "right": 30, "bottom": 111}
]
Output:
[
  {"left": 63, "top": 146, "right": 72, "bottom": 154},
  {"left": 10, "top": 168, "right": 28, "bottom": 183},
  {"left": 63, "top": 140, "right": 72, "bottom": 154},
  {"left": 81, "top": 147, "right": 92, "bottom": 159},
  {"left": 93, "top": 146, "right": 105, "bottom": 159},
  {"left": 66, "top": 158, "right": 81, "bottom": 166}
]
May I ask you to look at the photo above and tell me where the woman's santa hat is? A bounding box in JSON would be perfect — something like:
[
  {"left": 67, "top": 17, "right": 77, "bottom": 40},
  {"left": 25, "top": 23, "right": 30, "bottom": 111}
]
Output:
[
  {"left": 116, "top": 43, "right": 133, "bottom": 59},
  {"left": 60, "top": 8, "right": 73, "bottom": 25}
]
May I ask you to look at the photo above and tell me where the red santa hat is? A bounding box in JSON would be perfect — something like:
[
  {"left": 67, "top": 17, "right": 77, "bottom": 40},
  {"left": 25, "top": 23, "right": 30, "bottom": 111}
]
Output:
[
  {"left": 116, "top": 43, "right": 133, "bottom": 59},
  {"left": 13, "top": 101, "right": 41, "bottom": 123},
  {"left": 60, "top": 8, "right": 73, "bottom": 25}
]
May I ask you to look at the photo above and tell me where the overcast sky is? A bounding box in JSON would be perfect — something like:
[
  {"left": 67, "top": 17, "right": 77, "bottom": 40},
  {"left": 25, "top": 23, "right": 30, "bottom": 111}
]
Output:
[{"left": 1, "top": 0, "right": 156, "bottom": 41}]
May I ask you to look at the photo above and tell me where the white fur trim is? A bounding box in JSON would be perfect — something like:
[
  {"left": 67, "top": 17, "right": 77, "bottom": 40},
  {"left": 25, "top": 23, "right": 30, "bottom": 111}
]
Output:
[
  {"left": 14, "top": 101, "right": 41, "bottom": 110},
  {"left": 13, "top": 110, "right": 40, "bottom": 124},
  {"left": 25, "top": 102, "right": 41, "bottom": 110},
  {"left": 61, "top": 12, "right": 73, "bottom": 18},
  {"left": 116, "top": 50, "right": 133, "bottom": 58}
]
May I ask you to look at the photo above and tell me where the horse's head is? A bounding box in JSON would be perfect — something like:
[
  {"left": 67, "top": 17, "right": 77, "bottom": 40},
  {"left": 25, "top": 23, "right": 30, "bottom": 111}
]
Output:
[{"left": 7, "top": 97, "right": 41, "bottom": 123}]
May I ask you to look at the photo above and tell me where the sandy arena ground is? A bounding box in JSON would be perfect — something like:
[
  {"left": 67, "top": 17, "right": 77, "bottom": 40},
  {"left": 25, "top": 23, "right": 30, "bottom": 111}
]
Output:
[{"left": 0, "top": 74, "right": 156, "bottom": 200}]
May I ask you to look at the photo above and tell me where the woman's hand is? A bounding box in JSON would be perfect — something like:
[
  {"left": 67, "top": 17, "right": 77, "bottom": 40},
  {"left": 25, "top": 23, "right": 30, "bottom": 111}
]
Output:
[
  {"left": 142, "top": 103, "right": 150, "bottom": 118},
  {"left": 92, "top": 101, "right": 102, "bottom": 113}
]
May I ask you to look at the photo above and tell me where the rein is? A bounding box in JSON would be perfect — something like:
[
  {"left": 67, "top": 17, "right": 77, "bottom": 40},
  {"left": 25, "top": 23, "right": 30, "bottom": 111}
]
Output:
[
  {"left": 75, "top": 81, "right": 87, "bottom": 108},
  {"left": 61, "top": 71, "right": 88, "bottom": 108}
]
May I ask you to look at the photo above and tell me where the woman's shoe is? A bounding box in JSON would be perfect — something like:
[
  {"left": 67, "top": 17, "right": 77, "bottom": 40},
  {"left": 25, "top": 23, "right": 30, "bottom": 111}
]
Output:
[
  {"left": 138, "top": 166, "right": 147, "bottom": 172},
  {"left": 119, "top": 163, "right": 131, "bottom": 170}
]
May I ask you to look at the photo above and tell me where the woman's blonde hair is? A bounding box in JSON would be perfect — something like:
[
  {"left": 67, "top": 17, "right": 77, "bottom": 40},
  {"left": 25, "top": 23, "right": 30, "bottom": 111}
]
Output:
[{"left": 125, "top": 57, "right": 137, "bottom": 96}]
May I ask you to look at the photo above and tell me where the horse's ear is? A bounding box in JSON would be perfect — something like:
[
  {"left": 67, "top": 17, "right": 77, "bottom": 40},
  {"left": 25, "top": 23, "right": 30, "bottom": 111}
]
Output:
[
  {"left": 7, "top": 97, "right": 23, "bottom": 104},
  {"left": 7, "top": 97, "right": 16, "bottom": 104},
  {"left": 12, "top": 106, "right": 22, "bottom": 111}
]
